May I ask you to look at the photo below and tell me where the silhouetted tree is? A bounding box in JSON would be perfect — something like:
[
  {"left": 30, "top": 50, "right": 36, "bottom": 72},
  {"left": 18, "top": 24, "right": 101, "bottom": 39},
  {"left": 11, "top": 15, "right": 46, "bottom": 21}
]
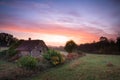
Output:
[
  {"left": 109, "top": 39, "right": 115, "bottom": 45},
  {"left": 99, "top": 36, "right": 109, "bottom": 49},
  {"left": 64, "top": 40, "right": 77, "bottom": 53},
  {"left": 116, "top": 37, "right": 120, "bottom": 51},
  {"left": 99, "top": 36, "right": 108, "bottom": 42},
  {"left": 78, "top": 36, "right": 119, "bottom": 55},
  {"left": 0, "top": 33, "right": 18, "bottom": 47}
]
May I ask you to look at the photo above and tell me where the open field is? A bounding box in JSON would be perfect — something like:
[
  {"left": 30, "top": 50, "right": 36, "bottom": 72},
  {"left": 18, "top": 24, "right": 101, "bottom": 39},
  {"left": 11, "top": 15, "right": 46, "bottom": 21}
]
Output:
[
  {"left": 0, "top": 53, "right": 120, "bottom": 80},
  {"left": 25, "top": 54, "right": 120, "bottom": 80}
]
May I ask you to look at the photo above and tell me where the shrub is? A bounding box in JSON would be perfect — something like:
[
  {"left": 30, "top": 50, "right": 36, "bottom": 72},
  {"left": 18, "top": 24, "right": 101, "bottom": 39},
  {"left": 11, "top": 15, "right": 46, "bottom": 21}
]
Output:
[
  {"left": 43, "top": 50, "right": 65, "bottom": 65},
  {"left": 7, "top": 49, "right": 18, "bottom": 57},
  {"left": 60, "top": 54, "right": 66, "bottom": 63},
  {"left": 6, "top": 40, "right": 23, "bottom": 58},
  {"left": 0, "top": 50, "right": 7, "bottom": 58},
  {"left": 18, "top": 56, "right": 38, "bottom": 69},
  {"left": 51, "top": 56, "right": 60, "bottom": 65}
]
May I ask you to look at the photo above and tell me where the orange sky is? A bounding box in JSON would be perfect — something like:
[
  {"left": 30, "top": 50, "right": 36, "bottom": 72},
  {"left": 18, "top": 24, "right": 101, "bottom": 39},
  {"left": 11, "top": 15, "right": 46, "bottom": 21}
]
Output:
[{"left": 0, "top": 23, "right": 100, "bottom": 46}]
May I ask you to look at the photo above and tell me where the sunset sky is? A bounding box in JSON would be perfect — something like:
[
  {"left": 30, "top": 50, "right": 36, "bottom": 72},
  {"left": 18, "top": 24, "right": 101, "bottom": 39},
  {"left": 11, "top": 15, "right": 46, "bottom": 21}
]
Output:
[{"left": 0, "top": 0, "right": 120, "bottom": 46}]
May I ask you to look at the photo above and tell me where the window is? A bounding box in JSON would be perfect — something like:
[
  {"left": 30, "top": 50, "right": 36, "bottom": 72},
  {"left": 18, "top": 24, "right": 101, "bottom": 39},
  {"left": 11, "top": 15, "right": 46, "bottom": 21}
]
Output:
[{"left": 39, "top": 50, "right": 41, "bottom": 53}]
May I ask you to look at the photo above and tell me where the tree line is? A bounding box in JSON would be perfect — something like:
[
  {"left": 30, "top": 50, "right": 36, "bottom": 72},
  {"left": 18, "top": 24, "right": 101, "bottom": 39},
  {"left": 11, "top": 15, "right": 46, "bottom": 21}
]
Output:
[
  {"left": 0, "top": 32, "right": 120, "bottom": 55},
  {"left": 65, "top": 36, "right": 120, "bottom": 55}
]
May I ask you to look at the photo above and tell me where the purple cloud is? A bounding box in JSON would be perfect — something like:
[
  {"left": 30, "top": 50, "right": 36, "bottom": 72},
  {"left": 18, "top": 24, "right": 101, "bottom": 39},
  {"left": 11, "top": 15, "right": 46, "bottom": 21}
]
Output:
[{"left": 67, "top": 11, "right": 81, "bottom": 17}]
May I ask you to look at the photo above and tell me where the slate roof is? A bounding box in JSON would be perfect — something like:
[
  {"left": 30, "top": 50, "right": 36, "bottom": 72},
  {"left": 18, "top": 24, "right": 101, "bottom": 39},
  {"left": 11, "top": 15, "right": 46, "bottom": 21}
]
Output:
[{"left": 16, "top": 40, "right": 47, "bottom": 51}]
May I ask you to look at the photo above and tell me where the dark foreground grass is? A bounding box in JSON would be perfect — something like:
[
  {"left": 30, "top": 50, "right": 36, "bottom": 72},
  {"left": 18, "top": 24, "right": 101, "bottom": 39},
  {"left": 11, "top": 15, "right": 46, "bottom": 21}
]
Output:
[
  {"left": 0, "top": 60, "right": 19, "bottom": 79},
  {"left": 0, "top": 60, "right": 17, "bottom": 72},
  {"left": 26, "top": 54, "right": 120, "bottom": 80}
]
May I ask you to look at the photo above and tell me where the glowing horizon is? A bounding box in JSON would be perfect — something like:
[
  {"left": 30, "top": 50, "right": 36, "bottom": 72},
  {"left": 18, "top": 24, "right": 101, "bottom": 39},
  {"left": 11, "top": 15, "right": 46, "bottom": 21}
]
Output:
[{"left": 0, "top": 0, "right": 120, "bottom": 46}]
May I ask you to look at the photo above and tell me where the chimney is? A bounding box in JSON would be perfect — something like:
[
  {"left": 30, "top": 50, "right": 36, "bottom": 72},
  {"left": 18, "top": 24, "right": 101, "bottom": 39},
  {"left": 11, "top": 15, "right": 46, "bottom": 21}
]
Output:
[{"left": 28, "top": 38, "right": 31, "bottom": 40}]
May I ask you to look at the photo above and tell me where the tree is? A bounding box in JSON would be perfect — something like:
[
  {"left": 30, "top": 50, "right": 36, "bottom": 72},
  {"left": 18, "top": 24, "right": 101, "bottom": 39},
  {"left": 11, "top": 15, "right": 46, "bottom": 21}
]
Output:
[
  {"left": 99, "top": 36, "right": 108, "bottom": 42},
  {"left": 116, "top": 37, "right": 120, "bottom": 51},
  {"left": 64, "top": 40, "right": 77, "bottom": 53},
  {"left": 0, "top": 33, "right": 18, "bottom": 47},
  {"left": 99, "top": 36, "right": 109, "bottom": 48}
]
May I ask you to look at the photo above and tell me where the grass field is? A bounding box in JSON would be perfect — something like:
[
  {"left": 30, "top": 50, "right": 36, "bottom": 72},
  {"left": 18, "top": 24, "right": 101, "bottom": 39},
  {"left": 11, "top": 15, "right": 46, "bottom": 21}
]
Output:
[
  {"left": 0, "top": 54, "right": 120, "bottom": 80},
  {"left": 0, "top": 60, "right": 18, "bottom": 79},
  {"left": 25, "top": 54, "right": 120, "bottom": 80}
]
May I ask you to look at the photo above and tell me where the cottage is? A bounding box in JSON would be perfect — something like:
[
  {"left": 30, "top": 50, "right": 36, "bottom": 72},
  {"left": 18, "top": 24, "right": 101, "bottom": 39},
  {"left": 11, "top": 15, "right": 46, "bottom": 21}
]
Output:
[{"left": 16, "top": 39, "right": 48, "bottom": 58}]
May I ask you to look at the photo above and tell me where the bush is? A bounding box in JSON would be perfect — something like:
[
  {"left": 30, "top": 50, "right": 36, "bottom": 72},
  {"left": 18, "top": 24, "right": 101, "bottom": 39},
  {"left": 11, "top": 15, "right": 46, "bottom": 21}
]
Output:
[
  {"left": 43, "top": 50, "right": 65, "bottom": 65},
  {"left": 18, "top": 56, "right": 38, "bottom": 69},
  {"left": 6, "top": 40, "right": 23, "bottom": 58},
  {"left": 7, "top": 49, "right": 18, "bottom": 57},
  {"left": 0, "top": 50, "right": 7, "bottom": 58}
]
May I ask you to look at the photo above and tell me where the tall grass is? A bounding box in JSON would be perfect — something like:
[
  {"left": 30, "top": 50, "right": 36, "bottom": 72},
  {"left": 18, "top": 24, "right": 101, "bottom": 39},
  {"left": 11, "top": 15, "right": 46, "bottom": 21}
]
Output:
[{"left": 26, "top": 54, "right": 120, "bottom": 80}]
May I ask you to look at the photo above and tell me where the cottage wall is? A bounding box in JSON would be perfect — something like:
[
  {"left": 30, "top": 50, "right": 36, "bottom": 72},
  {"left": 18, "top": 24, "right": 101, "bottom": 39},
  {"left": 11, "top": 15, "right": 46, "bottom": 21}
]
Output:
[
  {"left": 20, "top": 51, "right": 30, "bottom": 56},
  {"left": 31, "top": 48, "right": 42, "bottom": 57},
  {"left": 30, "top": 44, "right": 48, "bottom": 57},
  {"left": 37, "top": 43, "right": 48, "bottom": 53}
]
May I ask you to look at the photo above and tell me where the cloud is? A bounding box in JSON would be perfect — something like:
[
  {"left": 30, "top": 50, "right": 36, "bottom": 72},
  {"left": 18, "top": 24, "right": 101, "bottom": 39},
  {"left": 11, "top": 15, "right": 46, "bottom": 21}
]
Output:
[
  {"left": 0, "top": 0, "right": 52, "bottom": 11},
  {"left": 89, "top": 21, "right": 108, "bottom": 28},
  {"left": 67, "top": 11, "right": 81, "bottom": 17},
  {"left": 110, "top": 23, "right": 120, "bottom": 33},
  {"left": 33, "top": 2, "right": 51, "bottom": 9},
  {"left": 0, "top": 8, "right": 118, "bottom": 43},
  {"left": 57, "top": 17, "right": 75, "bottom": 23},
  {"left": 0, "top": 21, "right": 99, "bottom": 43},
  {"left": 1, "top": 0, "right": 119, "bottom": 46},
  {"left": 1, "top": 11, "right": 117, "bottom": 43}
]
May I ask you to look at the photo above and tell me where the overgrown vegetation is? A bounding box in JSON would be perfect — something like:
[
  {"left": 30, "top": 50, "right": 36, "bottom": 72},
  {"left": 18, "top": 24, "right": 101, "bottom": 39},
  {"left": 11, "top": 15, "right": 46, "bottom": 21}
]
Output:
[
  {"left": 18, "top": 56, "right": 38, "bottom": 70},
  {"left": 43, "top": 49, "right": 65, "bottom": 65},
  {"left": 24, "top": 54, "right": 120, "bottom": 80},
  {"left": 1, "top": 54, "right": 120, "bottom": 80},
  {"left": 7, "top": 40, "right": 23, "bottom": 57},
  {"left": 0, "top": 40, "right": 23, "bottom": 60},
  {"left": 0, "top": 50, "right": 7, "bottom": 58},
  {"left": 0, "top": 60, "right": 42, "bottom": 80}
]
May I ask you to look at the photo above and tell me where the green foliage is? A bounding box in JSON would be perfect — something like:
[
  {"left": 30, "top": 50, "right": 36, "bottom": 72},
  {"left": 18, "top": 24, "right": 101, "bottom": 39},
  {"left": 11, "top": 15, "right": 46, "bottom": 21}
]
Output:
[
  {"left": 64, "top": 40, "right": 77, "bottom": 53},
  {"left": 9, "top": 40, "right": 23, "bottom": 50},
  {"left": 43, "top": 49, "right": 59, "bottom": 60},
  {"left": 18, "top": 56, "right": 38, "bottom": 69},
  {"left": 7, "top": 40, "right": 23, "bottom": 57},
  {"left": 43, "top": 49, "right": 65, "bottom": 65},
  {"left": 26, "top": 54, "right": 120, "bottom": 80},
  {"left": 0, "top": 50, "right": 7, "bottom": 58},
  {"left": 7, "top": 49, "right": 18, "bottom": 57},
  {"left": 0, "top": 41, "right": 22, "bottom": 58}
]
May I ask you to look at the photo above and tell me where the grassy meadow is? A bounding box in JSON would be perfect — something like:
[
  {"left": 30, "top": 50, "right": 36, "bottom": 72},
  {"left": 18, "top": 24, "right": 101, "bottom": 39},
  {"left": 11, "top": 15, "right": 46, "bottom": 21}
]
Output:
[
  {"left": 25, "top": 54, "right": 120, "bottom": 80},
  {"left": 0, "top": 53, "right": 120, "bottom": 80}
]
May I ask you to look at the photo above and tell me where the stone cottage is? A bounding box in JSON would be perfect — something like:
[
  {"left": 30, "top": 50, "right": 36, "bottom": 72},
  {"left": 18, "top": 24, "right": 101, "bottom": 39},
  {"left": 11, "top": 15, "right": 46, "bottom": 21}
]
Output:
[{"left": 16, "top": 38, "right": 48, "bottom": 58}]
